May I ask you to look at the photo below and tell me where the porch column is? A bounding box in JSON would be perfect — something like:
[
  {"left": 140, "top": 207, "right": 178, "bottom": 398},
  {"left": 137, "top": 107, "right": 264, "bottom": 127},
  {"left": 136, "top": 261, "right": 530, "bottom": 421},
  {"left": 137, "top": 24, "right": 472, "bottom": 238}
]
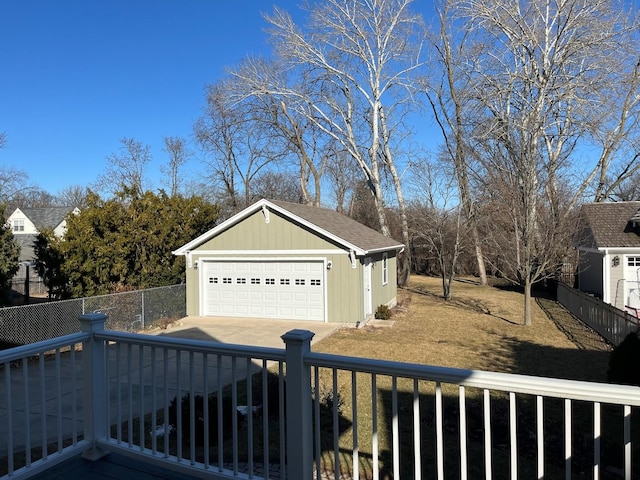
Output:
[
  {"left": 79, "top": 313, "right": 109, "bottom": 460},
  {"left": 282, "top": 329, "right": 315, "bottom": 480}
]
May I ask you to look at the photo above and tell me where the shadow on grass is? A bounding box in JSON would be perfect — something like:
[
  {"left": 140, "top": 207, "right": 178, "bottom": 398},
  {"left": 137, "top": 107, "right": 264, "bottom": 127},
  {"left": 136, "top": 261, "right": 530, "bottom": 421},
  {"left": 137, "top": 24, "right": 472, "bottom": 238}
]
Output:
[
  {"left": 371, "top": 336, "right": 636, "bottom": 479},
  {"left": 377, "top": 385, "right": 640, "bottom": 480}
]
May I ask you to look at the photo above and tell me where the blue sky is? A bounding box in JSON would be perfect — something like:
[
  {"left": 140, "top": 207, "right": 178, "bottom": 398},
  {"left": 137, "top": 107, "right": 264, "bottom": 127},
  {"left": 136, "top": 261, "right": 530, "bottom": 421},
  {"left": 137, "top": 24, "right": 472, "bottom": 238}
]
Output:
[{"left": 0, "top": 1, "right": 303, "bottom": 195}]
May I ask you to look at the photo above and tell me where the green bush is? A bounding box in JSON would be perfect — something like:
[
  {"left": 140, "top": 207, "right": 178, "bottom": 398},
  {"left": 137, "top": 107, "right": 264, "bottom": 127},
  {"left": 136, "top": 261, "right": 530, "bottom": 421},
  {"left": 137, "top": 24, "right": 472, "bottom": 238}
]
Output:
[{"left": 375, "top": 304, "right": 392, "bottom": 320}]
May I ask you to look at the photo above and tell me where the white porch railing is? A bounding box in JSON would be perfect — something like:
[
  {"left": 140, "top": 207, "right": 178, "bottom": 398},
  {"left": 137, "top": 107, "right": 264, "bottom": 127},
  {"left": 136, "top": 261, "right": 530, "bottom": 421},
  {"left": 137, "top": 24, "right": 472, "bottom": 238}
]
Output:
[{"left": 1, "top": 313, "right": 640, "bottom": 479}]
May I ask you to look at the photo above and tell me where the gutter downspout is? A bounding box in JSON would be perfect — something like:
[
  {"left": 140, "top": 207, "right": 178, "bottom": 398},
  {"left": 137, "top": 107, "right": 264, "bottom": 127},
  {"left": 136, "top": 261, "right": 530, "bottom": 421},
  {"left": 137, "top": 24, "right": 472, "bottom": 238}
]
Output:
[{"left": 602, "top": 248, "right": 610, "bottom": 304}]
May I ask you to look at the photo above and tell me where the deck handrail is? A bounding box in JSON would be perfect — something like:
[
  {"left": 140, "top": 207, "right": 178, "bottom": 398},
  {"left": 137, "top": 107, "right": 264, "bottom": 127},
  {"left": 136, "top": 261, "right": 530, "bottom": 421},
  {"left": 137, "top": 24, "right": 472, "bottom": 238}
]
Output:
[
  {"left": 3, "top": 315, "right": 640, "bottom": 479},
  {"left": 94, "top": 329, "right": 286, "bottom": 362},
  {"left": 305, "top": 351, "right": 640, "bottom": 406},
  {"left": 0, "top": 332, "right": 88, "bottom": 363}
]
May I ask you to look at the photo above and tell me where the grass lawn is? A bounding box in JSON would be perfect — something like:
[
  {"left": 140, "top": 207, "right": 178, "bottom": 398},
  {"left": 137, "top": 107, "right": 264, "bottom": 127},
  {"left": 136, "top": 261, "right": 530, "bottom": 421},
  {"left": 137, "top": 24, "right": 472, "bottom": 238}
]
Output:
[
  {"left": 307, "top": 275, "right": 623, "bottom": 479},
  {"left": 316, "top": 275, "right": 612, "bottom": 383}
]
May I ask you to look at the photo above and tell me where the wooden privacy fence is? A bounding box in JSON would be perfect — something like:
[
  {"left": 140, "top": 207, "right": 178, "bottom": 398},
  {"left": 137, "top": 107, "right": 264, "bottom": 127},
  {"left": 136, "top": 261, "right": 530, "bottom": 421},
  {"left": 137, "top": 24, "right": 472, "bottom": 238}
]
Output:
[{"left": 556, "top": 282, "right": 639, "bottom": 346}]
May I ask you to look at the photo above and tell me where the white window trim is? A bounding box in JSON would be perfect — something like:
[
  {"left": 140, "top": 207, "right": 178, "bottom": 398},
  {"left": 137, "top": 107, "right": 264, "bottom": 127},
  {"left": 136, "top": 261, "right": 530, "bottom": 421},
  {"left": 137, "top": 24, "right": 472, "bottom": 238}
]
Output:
[{"left": 382, "top": 253, "right": 389, "bottom": 286}]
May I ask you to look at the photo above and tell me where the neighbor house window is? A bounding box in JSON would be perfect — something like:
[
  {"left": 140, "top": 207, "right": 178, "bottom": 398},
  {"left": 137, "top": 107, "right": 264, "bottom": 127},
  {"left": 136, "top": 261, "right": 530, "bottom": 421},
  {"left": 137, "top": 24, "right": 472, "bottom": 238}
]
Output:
[
  {"left": 382, "top": 253, "right": 388, "bottom": 286},
  {"left": 628, "top": 256, "right": 640, "bottom": 267},
  {"left": 13, "top": 219, "right": 24, "bottom": 232}
]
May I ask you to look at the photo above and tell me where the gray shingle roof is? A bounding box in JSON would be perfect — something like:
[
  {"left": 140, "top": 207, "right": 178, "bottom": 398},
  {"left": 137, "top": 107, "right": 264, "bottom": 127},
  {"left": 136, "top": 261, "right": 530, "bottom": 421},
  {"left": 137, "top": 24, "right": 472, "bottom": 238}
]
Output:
[
  {"left": 21, "top": 207, "right": 74, "bottom": 230},
  {"left": 174, "top": 198, "right": 404, "bottom": 255},
  {"left": 269, "top": 199, "right": 404, "bottom": 252},
  {"left": 579, "top": 202, "right": 640, "bottom": 248},
  {"left": 14, "top": 234, "right": 37, "bottom": 262}
]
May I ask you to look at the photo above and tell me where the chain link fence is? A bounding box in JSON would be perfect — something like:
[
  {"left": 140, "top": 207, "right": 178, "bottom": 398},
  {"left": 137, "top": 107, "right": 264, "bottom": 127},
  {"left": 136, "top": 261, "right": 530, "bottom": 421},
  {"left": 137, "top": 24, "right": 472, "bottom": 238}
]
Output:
[
  {"left": 0, "top": 284, "right": 186, "bottom": 346},
  {"left": 11, "top": 263, "right": 46, "bottom": 297}
]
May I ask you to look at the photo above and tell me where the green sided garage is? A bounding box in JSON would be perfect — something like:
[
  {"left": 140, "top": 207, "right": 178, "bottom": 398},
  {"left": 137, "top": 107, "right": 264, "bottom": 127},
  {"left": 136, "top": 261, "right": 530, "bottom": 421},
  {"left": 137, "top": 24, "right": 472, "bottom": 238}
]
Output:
[{"left": 173, "top": 199, "right": 404, "bottom": 324}]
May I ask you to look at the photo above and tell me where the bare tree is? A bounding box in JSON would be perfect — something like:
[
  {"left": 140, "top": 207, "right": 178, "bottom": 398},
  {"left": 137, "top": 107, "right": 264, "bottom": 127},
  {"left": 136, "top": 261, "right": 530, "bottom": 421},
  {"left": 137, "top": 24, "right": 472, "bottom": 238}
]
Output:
[
  {"left": 609, "top": 169, "right": 640, "bottom": 201},
  {"left": 9, "top": 189, "right": 56, "bottom": 209},
  {"left": 589, "top": 54, "right": 640, "bottom": 202},
  {"left": 229, "top": 57, "right": 333, "bottom": 206},
  {"left": 194, "top": 80, "right": 278, "bottom": 217},
  {"left": 326, "top": 150, "right": 361, "bottom": 214},
  {"left": 0, "top": 166, "right": 39, "bottom": 207},
  {"left": 408, "top": 159, "right": 465, "bottom": 299},
  {"left": 55, "top": 185, "right": 88, "bottom": 208},
  {"left": 424, "top": 0, "right": 488, "bottom": 286},
  {"left": 231, "top": 0, "right": 426, "bottom": 285},
  {"left": 161, "top": 136, "right": 191, "bottom": 197},
  {"left": 449, "top": 0, "right": 638, "bottom": 324},
  {"left": 0, "top": 132, "right": 6, "bottom": 149},
  {"left": 98, "top": 137, "right": 151, "bottom": 197},
  {"left": 251, "top": 170, "right": 303, "bottom": 203}
]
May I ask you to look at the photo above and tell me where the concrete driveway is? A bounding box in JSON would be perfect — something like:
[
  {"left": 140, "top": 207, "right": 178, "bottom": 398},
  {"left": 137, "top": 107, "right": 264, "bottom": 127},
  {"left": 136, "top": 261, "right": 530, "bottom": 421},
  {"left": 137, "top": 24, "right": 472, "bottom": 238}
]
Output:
[
  {"left": 155, "top": 316, "right": 344, "bottom": 348},
  {"left": 0, "top": 317, "right": 343, "bottom": 456}
]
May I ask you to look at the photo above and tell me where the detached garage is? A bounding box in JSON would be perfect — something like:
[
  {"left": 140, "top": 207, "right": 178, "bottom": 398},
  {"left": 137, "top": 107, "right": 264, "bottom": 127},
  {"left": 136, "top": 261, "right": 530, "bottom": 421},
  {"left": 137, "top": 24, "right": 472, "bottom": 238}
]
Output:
[{"left": 173, "top": 198, "right": 404, "bottom": 324}]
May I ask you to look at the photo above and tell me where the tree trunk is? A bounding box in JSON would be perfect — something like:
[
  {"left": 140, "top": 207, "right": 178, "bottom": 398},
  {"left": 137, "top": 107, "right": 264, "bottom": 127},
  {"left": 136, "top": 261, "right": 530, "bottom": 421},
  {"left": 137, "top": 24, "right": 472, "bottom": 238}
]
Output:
[
  {"left": 523, "top": 276, "right": 532, "bottom": 326},
  {"left": 471, "top": 224, "right": 488, "bottom": 285}
]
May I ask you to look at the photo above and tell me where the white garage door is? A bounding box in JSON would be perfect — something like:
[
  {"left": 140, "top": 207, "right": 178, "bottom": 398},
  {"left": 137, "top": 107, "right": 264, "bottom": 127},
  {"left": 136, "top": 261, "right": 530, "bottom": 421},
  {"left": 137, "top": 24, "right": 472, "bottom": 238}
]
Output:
[{"left": 202, "top": 261, "right": 325, "bottom": 321}]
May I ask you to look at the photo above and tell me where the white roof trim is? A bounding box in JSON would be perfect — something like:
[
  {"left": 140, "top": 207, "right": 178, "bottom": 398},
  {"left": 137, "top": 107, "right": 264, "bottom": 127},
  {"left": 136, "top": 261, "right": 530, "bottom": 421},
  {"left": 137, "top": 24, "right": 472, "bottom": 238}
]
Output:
[{"left": 173, "top": 199, "right": 371, "bottom": 256}]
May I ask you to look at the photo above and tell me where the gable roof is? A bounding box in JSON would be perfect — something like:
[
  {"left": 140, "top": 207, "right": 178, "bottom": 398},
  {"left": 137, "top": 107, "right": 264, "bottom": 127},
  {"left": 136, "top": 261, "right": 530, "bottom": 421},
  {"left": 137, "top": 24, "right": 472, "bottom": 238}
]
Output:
[
  {"left": 579, "top": 201, "right": 640, "bottom": 249},
  {"left": 173, "top": 198, "right": 404, "bottom": 256},
  {"left": 14, "top": 234, "right": 37, "bottom": 262},
  {"left": 19, "top": 207, "right": 76, "bottom": 230}
]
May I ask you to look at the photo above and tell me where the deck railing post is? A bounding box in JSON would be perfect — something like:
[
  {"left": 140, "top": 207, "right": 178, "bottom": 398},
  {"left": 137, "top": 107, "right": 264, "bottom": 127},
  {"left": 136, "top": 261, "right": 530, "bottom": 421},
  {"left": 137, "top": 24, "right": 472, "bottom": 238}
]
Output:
[
  {"left": 282, "top": 329, "right": 315, "bottom": 480},
  {"left": 79, "top": 312, "right": 109, "bottom": 460}
]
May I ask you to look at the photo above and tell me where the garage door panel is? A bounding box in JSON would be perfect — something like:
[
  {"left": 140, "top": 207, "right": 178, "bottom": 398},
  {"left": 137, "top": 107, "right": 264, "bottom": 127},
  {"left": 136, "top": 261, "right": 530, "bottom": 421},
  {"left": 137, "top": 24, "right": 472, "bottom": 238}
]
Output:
[
  {"left": 264, "top": 291, "right": 278, "bottom": 301},
  {"left": 203, "top": 260, "right": 325, "bottom": 321},
  {"left": 309, "top": 292, "right": 324, "bottom": 302}
]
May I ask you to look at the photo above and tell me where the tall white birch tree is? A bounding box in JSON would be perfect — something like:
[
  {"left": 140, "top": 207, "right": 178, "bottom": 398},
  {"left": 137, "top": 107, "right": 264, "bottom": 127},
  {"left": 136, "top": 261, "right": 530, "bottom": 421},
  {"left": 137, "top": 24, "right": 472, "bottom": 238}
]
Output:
[{"left": 231, "top": 0, "right": 426, "bottom": 285}]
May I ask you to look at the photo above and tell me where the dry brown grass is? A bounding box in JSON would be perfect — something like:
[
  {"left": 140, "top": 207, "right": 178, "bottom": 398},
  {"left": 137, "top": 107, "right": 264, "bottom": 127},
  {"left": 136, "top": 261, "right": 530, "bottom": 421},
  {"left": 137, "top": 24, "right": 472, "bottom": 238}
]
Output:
[
  {"left": 308, "top": 275, "right": 621, "bottom": 478},
  {"left": 317, "top": 275, "right": 612, "bottom": 383}
]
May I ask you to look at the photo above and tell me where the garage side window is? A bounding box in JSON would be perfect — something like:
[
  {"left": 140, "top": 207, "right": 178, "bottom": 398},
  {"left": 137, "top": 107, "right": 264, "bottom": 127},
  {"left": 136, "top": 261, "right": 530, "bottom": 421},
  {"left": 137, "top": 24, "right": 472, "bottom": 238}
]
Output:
[{"left": 382, "top": 254, "right": 388, "bottom": 286}]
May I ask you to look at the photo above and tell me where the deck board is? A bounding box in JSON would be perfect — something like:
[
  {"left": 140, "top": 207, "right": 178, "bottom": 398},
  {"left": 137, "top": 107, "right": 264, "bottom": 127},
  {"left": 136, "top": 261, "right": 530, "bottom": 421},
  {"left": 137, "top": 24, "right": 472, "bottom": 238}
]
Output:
[{"left": 39, "top": 452, "right": 202, "bottom": 480}]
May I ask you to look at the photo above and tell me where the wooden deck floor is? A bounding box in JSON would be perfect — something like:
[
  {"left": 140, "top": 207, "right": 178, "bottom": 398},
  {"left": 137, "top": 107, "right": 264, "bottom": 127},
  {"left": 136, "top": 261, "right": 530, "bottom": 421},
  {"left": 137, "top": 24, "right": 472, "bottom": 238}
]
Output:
[{"left": 39, "top": 452, "right": 202, "bottom": 480}]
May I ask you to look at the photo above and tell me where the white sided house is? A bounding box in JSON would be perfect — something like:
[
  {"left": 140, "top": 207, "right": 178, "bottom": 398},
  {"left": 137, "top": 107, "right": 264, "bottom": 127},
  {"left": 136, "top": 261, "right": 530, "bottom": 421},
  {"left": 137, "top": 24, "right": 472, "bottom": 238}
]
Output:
[
  {"left": 7, "top": 206, "right": 79, "bottom": 262},
  {"left": 576, "top": 201, "right": 640, "bottom": 316},
  {"left": 173, "top": 199, "right": 404, "bottom": 324}
]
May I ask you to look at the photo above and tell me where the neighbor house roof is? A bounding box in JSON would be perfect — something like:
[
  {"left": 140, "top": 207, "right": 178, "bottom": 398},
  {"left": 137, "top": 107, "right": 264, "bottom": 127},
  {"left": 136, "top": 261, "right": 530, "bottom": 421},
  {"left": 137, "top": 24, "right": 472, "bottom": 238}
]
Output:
[
  {"left": 174, "top": 198, "right": 404, "bottom": 256},
  {"left": 20, "top": 207, "right": 75, "bottom": 230},
  {"left": 14, "top": 234, "right": 37, "bottom": 262},
  {"left": 578, "top": 201, "right": 640, "bottom": 249}
]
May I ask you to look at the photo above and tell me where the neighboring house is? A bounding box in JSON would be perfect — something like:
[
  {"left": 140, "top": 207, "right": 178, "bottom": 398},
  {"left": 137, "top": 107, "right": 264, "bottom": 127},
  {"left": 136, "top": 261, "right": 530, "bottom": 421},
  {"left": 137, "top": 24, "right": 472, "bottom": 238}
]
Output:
[
  {"left": 576, "top": 201, "right": 640, "bottom": 315},
  {"left": 173, "top": 198, "right": 404, "bottom": 324},
  {"left": 6, "top": 206, "right": 79, "bottom": 262}
]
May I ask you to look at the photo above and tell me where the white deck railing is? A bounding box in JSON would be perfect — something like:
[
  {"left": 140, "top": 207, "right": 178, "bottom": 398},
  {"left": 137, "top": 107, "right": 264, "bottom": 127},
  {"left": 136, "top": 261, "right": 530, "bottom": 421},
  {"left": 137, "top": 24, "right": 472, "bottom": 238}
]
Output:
[{"left": 2, "top": 313, "right": 640, "bottom": 479}]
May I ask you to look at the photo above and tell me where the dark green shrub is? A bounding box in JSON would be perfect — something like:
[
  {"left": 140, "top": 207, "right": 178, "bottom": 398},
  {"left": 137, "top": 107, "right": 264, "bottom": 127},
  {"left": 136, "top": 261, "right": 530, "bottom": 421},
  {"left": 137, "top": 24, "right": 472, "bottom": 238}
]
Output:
[{"left": 375, "top": 304, "right": 392, "bottom": 320}]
